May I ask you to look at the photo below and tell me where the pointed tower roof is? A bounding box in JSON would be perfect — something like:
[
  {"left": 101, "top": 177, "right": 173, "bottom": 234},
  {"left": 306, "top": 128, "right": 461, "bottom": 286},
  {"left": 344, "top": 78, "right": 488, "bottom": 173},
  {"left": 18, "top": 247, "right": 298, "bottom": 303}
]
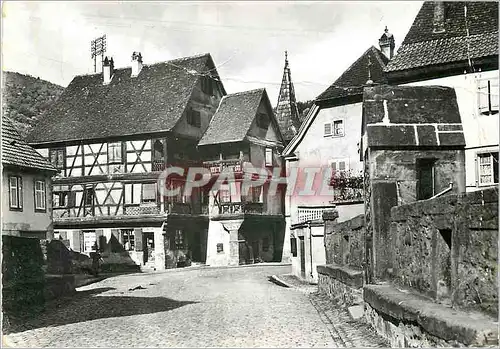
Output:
[{"left": 275, "top": 51, "right": 301, "bottom": 143}]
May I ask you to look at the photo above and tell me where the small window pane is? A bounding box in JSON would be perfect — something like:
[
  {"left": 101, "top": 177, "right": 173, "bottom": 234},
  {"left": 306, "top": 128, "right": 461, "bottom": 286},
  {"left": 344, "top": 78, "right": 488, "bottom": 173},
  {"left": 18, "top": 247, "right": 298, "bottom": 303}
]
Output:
[
  {"left": 333, "top": 120, "right": 344, "bottom": 136},
  {"left": 265, "top": 148, "right": 273, "bottom": 166},
  {"left": 9, "top": 177, "right": 18, "bottom": 208}
]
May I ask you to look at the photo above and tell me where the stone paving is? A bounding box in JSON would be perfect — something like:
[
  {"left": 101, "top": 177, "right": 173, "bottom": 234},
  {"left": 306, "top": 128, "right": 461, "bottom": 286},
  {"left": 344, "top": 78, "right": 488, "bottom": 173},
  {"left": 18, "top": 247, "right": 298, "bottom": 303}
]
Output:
[{"left": 3, "top": 265, "right": 386, "bottom": 348}]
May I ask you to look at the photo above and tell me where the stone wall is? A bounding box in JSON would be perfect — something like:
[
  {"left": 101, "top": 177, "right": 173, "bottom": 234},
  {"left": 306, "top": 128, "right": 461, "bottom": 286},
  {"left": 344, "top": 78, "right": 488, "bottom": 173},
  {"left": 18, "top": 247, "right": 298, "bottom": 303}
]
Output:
[
  {"left": 389, "top": 188, "right": 498, "bottom": 316},
  {"left": 324, "top": 214, "right": 365, "bottom": 269}
]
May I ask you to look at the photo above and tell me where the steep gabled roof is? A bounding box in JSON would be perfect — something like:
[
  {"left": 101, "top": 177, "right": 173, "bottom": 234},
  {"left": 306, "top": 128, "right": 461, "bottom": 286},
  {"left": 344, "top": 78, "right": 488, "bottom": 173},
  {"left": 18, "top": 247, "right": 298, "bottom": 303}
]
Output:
[
  {"left": 198, "top": 89, "right": 267, "bottom": 146},
  {"left": 316, "top": 46, "right": 389, "bottom": 102},
  {"left": 385, "top": 1, "right": 498, "bottom": 74},
  {"left": 27, "top": 53, "right": 225, "bottom": 145},
  {"left": 2, "top": 117, "right": 57, "bottom": 172}
]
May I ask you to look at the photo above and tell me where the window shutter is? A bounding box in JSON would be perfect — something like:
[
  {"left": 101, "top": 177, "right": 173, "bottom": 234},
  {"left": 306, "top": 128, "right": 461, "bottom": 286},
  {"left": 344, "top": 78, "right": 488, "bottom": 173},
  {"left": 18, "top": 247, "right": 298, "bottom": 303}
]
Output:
[
  {"left": 134, "top": 228, "right": 143, "bottom": 251},
  {"left": 490, "top": 79, "right": 499, "bottom": 112},
  {"left": 478, "top": 79, "right": 489, "bottom": 114},
  {"left": 73, "top": 230, "right": 82, "bottom": 252},
  {"left": 18, "top": 177, "right": 23, "bottom": 209},
  {"left": 324, "top": 123, "right": 332, "bottom": 136}
]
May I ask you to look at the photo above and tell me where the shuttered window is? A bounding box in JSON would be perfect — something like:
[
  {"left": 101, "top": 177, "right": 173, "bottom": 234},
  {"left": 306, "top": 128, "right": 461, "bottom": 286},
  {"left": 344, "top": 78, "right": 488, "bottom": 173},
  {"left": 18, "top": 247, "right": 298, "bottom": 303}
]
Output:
[
  {"left": 141, "top": 183, "right": 157, "bottom": 203},
  {"left": 108, "top": 142, "right": 123, "bottom": 164},
  {"left": 478, "top": 78, "right": 499, "bottom": 115}
]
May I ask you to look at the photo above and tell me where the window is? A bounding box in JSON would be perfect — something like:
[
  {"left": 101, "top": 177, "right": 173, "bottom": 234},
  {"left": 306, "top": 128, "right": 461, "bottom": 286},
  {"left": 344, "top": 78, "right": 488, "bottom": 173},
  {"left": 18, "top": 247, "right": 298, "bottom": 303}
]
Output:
[
  {"left": 251, "top": 186, "right": 262, "bottom": 203},
  {"left": 174, "top": 230, "right": 184, "bottom": 250},
  {"left": 141, "top": 183, "right": 157, "bottom": 203},
  {"left": 9, "top": 176, "right": 23, "bottom": 210},
  {"left": 108, "top": 142, "right": 123, "bottom": 164},
  {"left": 34, "top": 180, "right": 46, "bottom": 211},
  {"left": 220, "top": 185, "right": 231, "bottom": 203},
  {"left": 324, "top": 123, "right": 332, "bottom": 137},
  {"left": 121, "top": 229, "right": 135, "bottom": 250},
  {"left": 54, "top": 191, "right": 68, "bottom": 207},
  {"left": 49, "top": 148, "right": 65, "bottom": 170},
  {"left": 290, "top": 238, "right": 297, "bottom": 257},
  {"left": 329, "top": 159, "right": 348, "bottom": 174},
  {"left": 265, "top": 148, "right": 273, "bottom": 167},
  {"left": 83, "top": 231, "right": 97, "bottom": 252},
  {"left": 256, "top": 113, "right": 269, "bottom": 129},
  {"left": 333, "top": 120, "right": 344, "bottom": 136},
  {"left": 417, "top": 158, "right": 436, "bottom": 200},
  {"left": 477, "top": 152, "right": 499, "bottom": 185},
  {"left": 84, "top": 187, "right": 95, "bottom": 206},
  {"left": 187, "top": 108, "right": 201, "bottom": 127},
  {"left": 478, "top": 78, "right": 499, "bottom": 115},
  {"left": 201, "top": 76, "right": 213, "bottom": 95}
]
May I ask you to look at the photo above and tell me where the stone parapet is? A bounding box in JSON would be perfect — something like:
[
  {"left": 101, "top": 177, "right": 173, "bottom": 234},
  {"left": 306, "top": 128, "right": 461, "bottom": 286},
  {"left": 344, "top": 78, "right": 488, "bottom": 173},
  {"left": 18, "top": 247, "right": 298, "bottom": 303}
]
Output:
[{"left": 363, "top": 284, "right": 498, "bottom": 347}]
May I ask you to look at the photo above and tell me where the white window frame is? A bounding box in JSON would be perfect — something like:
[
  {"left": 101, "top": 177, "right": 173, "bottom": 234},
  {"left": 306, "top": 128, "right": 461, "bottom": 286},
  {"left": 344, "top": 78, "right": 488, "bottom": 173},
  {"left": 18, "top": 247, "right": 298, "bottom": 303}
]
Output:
[
  {"left": 265, "top": 148, "right": 273, "bottom": 167},
  {"left": 333, "top": 119, "right": 345, "bottom": 137},
  {"left": 83, "top": 231, "right": 97, "bottom": 253},
  {"left": 9, "top": 176, "right": 23, "bottom": 210},
  {"left": 477, "top": 77, "right": 499, "bottom": 116},
  {"left": 34, "top": 179, "right": 46, "bottom": 211},
  {"left": 107, "top": 142, "right": 123, "bottom": 164},
  {"left": 328, "top": 158, "right": 349, "bottom": 174},
  {"left": 477, "top": 151, "right": 499, "bottom": 186}
]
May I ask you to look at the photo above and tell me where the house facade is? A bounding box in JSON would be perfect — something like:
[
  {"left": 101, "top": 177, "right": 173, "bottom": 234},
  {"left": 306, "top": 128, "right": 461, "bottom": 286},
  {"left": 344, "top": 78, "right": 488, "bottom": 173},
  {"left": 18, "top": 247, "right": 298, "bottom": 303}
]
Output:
[
  {"left": 198, "top": 88, "right": 286, "bottom": 266},
  {"left": 281, "top": 38, "right": 390, "bottom": 282},
  {"left": 2, "top": 117, "right": 58, "bottom": 239},
  {"left": 27, "top": 53, "right": 226, "bottom": 270},
  {"left": 385, "top": 1, "right": 499, "bottom": 192}
]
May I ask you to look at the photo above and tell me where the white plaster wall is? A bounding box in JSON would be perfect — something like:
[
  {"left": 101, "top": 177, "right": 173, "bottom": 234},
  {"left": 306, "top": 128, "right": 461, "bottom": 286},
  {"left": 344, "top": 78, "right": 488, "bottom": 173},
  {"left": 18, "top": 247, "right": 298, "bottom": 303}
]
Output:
[
  {"left": 403, "top": 70, "right": 499, "bottom": 190},
  {"left": 2, "top": 169, "right": 53, "bottom": 236},
  {"left": 205, "top": 220, "right": 230, "bottom": 266},
  {"left": 291, "top": 225, "right": 326, "bottom": 284}
]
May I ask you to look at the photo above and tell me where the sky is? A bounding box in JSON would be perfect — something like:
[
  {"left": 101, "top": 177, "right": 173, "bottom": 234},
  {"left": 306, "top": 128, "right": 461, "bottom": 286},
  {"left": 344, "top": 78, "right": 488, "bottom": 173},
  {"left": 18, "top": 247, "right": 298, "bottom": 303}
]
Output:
[{"left": 2, "top": 1, "right": 423, "bottom": 105}]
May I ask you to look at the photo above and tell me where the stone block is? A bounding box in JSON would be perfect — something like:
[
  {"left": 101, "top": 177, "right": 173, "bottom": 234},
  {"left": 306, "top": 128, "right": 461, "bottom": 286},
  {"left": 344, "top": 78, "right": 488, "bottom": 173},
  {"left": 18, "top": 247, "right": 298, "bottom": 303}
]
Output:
[{"left": 348, "top": 304, "right": 364, "bottom": 320}]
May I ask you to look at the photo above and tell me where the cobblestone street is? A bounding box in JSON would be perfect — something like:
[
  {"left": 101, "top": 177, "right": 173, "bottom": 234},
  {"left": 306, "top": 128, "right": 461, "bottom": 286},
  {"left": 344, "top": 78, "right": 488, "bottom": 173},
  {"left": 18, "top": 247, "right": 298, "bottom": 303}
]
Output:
[{"left": 3, "top": 265, "right": 386, "bottom": 348}]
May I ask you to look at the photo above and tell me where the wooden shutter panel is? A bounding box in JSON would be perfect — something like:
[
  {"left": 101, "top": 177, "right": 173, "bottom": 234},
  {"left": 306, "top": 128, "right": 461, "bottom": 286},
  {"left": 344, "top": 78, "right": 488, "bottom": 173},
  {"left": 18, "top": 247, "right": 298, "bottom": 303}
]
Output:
[
  {"left": 134, "top": 228, "right": 143, "bottom": 251},
  {"left": 73, "top": 230, "right": 81, "bottom": 252},
  {"left": 324, "top": 123, "right": 332, "bottom": 136},
  {"left": 478, "top": 79, "right": 489, "bottom": 114},
  {"left": 490, "top": 79, "right": 499, "bottom": 112}
]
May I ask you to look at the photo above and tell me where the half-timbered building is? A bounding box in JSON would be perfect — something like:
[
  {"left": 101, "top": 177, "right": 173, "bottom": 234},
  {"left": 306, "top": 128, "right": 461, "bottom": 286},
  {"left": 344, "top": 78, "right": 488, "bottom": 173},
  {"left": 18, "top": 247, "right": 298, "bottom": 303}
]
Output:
[
  {"left": 198, "top": 88, "right": 286, "bottom": 266},
  {"left": 27, "top": 52, "right": 226, "bottom": 270}
]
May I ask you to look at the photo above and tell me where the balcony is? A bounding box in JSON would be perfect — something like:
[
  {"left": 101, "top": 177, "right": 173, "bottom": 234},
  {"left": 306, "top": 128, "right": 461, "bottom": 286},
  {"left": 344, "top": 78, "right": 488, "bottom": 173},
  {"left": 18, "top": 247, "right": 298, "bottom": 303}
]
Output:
[
  {"left": 218, "top": 202, "right": 264, "bottom": 215},
  {"left": 296, "top": 205, "right": 336, "bottom": 224},
  {"left": 203, "top": 159, "right": 243, "bottom": 174},
  {"left": 124, "top": 203, "right": 161, "bottom": 216},
  {"left": 332, "top": 188, "right": 364, "bottom": 204}
]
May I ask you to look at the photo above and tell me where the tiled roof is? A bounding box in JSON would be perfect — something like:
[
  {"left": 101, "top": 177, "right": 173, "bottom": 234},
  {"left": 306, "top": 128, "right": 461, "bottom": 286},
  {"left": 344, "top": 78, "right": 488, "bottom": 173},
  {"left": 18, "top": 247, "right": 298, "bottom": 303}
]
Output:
[
  {"left": 27, "top": 53, "right": 222, "bottom": 144},
  {"left": 275, "top": 55, "right": 301, "bottom": 142},
  {"left": 385, "top": 1, "right": 498, "bottom": 73},
  {"left": 316, "top": 46, "right": 389, "bottom": 102},
  {"left": 198, "top": 89, "right": 265, "bottom": 146},
  {"left": 2, "top": 117, "right": 57, "bottom": 172}
]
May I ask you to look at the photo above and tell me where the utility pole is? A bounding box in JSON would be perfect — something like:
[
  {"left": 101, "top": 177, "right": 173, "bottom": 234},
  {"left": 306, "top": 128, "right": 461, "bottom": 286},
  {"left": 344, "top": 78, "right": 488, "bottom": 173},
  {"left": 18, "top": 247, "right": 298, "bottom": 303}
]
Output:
[{"left": 90, "top": 35, "right": 107, "bottom": 73}]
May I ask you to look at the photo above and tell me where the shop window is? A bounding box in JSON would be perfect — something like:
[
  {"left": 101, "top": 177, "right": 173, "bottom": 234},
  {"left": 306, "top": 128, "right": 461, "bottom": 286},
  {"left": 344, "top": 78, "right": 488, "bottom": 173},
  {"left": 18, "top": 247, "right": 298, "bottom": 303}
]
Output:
[
  {"left": 121, "top": 229, "right": 135, "bottom": 251},
  {"left": 175, "top": 230, "right": 184, "bottom": 250}
]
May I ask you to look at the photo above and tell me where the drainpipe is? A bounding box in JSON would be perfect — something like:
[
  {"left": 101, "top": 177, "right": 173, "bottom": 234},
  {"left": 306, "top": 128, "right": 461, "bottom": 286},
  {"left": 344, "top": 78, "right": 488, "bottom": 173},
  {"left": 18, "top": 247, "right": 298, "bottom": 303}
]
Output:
[{"left": 308, "top": 221, "right": 314, "bottom": 279}]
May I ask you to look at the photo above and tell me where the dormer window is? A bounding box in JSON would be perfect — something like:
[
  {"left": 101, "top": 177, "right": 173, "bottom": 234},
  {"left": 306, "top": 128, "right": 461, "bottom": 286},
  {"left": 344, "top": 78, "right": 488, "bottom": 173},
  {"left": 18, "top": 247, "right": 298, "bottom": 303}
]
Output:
[
  {"left": 187, "top": 108, "right": 201, "bottom": 127},
  {"left": 256, "top": 113, "right": 269, "bottom": 129},
  {"left": 201, "top": 76, "right": 213, "bottom": 95}
]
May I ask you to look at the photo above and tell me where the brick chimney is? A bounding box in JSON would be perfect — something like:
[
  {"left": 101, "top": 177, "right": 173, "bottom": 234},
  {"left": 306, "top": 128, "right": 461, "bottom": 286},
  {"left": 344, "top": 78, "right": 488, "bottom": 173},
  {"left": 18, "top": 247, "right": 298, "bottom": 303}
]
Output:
[
  {"left": 131, "top": 52, "right": 143, "bottom": 77},
  {"left": 103, "top": 56, "right": 114, "bottom": 85},
  {"left": 433, "top": 1, "right": 446, "bottom": 33},
  {"left": 379, "top": 26, "right": 395, "bottom": 59}
]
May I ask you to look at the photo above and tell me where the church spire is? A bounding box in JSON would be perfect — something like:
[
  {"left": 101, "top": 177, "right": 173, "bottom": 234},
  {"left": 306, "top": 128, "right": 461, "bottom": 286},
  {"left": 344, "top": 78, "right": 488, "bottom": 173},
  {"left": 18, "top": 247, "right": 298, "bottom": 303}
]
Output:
[{"left": 275, "top": 51, "right": 301, "bottom": 144}]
